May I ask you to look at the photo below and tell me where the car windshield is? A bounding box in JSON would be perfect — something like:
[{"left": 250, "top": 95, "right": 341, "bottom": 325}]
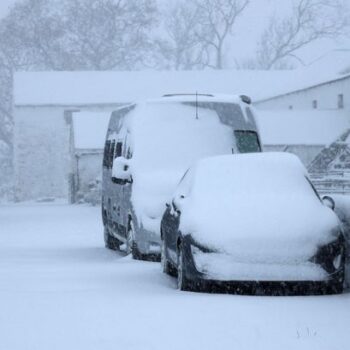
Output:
[{"left": 234, "top": 130, "right": 261, "bottom": 153}]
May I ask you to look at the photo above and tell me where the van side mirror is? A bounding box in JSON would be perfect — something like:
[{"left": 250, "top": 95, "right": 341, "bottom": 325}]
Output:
[
  {"left": 112, "top": 157, "right": 132, "bottom": 184},
  {"left": 322, "top": 196, "right": 335, "bottom": 211}
]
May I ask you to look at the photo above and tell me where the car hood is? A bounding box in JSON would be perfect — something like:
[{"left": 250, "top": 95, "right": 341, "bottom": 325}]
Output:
[{"left": 181, "top": 194, "right": 340, "bottom": 262}]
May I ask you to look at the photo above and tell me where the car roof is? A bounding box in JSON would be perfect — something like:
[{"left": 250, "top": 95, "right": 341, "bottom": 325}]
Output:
[{"left": 194, "top": 152, "right": 306, "bottom": 179}]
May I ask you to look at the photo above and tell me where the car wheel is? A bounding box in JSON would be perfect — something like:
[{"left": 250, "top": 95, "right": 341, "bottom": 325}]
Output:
[
  {"left": 104, "top": 226, "right": 120, "bottom": 251},
  {"left": 177, "top": 246, "right": 191, "bottom": 291}
]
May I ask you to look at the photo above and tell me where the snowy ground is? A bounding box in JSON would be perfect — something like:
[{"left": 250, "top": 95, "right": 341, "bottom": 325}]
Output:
[{"left": 1, "top": 204, "right": 349, "bottom": 350}]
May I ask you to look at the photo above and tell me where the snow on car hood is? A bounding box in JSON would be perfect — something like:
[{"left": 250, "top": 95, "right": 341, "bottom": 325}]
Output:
[{"left": 179, "top": 153, "right": 340, "bottom": 262}]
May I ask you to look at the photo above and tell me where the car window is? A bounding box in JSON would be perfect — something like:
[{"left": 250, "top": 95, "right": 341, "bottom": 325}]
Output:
[
  {"left": 174, "top": 168, "right": 194, "bottom": 199},
  {"left": 234, "top": 130, "right": 261, "bottom": 153},
  {"left": 306, "top": 176, "right": 322, "bottom": 202}
]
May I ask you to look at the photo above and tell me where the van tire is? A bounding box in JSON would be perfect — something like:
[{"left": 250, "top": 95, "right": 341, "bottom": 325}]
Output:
[
  {"left": 126, "top": 219, "right": 142, "bottom": 260},
  {"left": 104, "top": 227, "right": 120, "bottom": 251},
  {"left": 177, "top": 247, "right": 191, "bottom": 291},
  {"left": 161, "top": 239, "right": 175, "bottom": 276}
]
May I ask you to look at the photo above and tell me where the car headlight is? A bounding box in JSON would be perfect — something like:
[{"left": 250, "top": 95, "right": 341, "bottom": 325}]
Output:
[{"left": 311, "top": 234, "right": 345, "bottom": 274}]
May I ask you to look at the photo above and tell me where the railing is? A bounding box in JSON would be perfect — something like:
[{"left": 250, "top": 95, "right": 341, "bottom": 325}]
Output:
[{"left": 309, "top": 171, "right": 350, "bottom": 195}]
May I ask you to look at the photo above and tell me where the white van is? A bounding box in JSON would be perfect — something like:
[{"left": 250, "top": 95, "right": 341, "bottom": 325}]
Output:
[{"left": 102, "top": 94, "right": 262, "bottom": 260}]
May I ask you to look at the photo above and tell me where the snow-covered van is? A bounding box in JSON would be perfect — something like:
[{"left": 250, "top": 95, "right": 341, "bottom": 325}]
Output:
[{"left": 102, "top": 94, "right": 262, "bottom": 260}]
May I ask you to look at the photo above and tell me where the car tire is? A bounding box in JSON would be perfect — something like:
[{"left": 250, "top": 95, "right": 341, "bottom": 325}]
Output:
[
  {"left": 104, "top": 226, "right": 120, "bottom": 251},
  {"left": 332, "top": 282, "right": 344, "bottom": 294},
  {"left": 177, "top": 247, "right": 191, "bottom": 291}
]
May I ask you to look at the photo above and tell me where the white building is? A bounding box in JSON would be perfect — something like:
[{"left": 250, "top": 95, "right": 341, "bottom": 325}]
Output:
[
  {"left": 256, "top": 74, "right": 350, "bottom": 111},
  {"left": 13, "top": 68, "right": 350, "bottom": 202},
  {"left": 73, "top": 112, "right": 110, "bottom": 203}
]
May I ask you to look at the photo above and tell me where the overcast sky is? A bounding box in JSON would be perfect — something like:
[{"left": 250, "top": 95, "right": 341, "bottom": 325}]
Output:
[
  {"left": 0, "top": 0, "right": 15, "bottom": 16},
  {"left": 0, "top": 0, "right": 349, "bottom": 69}
]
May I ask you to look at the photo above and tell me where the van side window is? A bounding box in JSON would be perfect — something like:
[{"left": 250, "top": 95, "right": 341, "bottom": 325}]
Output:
[
  {"left": 126, "top": 147, "right": 133, "bottom": 159},
  {"left": 115, "top": 142, "right": 123, "bottom": 158},
  {"left": 108, "top": 140, "right": 115, "bottom": 168},
  {"left": 103, "top": 140, "right": 111, "bottom": 168}
]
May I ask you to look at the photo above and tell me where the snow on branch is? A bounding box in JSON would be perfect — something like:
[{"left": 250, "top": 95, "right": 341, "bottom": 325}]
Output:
[{"left": 242, "top": 0, "right": 350, "bottom": 70}]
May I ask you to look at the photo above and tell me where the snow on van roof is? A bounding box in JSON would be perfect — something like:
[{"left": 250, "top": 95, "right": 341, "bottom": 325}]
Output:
[
  {"left": 13, "top": 68, "right": 349, "bottom": 106},
  {"left": 72, "top": 111, "right": 110, "bottom": 149},
  {"left": 256, "top": 110, "right": 350, "bottom": 146}
]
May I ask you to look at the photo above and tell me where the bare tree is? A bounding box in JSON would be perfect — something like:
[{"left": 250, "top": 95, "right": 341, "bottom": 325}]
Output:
[
  {"left": 245, "top": 0, "right": 349, "bottom": 70},
  {"left": 62, "top": 0, "right": 158, "bottom": 70},
  {"left": 193, "top": 0, "right": 250, "bottom": 69},
  {"left": 155, "top": 1, "right": 208, "bottom": 70},
  {"left": 0, "top": 0, "right": 158, "bottom": 197}
]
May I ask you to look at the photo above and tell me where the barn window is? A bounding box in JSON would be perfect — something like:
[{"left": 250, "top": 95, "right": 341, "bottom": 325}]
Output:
[
  {"left": 338, "top": 94, "right": 344, "bottom": 109},
  {"left": 312, "top": 100, "right": 318, "bottom": 109},
  {"left": 288, "top": 105, "right": 293, "bottom": 110}
]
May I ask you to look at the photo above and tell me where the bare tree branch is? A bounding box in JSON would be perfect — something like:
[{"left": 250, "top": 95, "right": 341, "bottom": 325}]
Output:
[
  {"left": 243, "top": 0, "right": 350, "bottom": 70},
  {"left": 193, "top": 0, "right": 250, "bottom": 69}
]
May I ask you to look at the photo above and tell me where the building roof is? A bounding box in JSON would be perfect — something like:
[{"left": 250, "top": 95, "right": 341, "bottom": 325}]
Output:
[
  {"left": 13, "top": 68, "right": 349, "bottom": 107},
  {"left": 71, "top": 108, "right": 349, "bottom": 150},
  {"left": 308, "top": 129, "right": 350, "bottom": 173},
  {"left": 256, "top": 110, "right": 350, "bottom": 146},
  {"left": 72, "top": 112, "right": 110, "bottom": 149}
]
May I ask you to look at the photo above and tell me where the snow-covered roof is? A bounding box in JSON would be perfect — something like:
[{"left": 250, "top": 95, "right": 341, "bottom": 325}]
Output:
[
  {"left": 304, "top": 49, "right": 350, "bottom": 75},
  {"left": 72, "top": 112, "right": 110, "bottom": 149},
  {"left": 256, "top": 110, "right": 350, "bottom": 146},
  {"left": 72, "top": 108, "right": 349, "bottom": 150},
  {"left": 13, "top": 68, "right": 349, "bottom": 106}
]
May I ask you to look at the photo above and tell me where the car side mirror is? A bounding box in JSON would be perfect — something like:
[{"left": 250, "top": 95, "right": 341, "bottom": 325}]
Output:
[
  {"left": 322, "top": 196, "right": 335, "bottom": 211},
  {"left": 112, "top": 157, "right": 132, "bottom": 184}
]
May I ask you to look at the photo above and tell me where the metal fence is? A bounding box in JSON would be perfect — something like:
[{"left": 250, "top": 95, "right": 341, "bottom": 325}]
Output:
[{"left": 309, "top": 171, "right": 350, "bottom": 195}]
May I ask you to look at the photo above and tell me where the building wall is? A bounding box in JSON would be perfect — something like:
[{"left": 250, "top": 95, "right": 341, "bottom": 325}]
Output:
[
  {"left": 75, "top": 151, "right": 103, "bottom": 193},
  {"left": 13, "top": 104, "right": 119, "bottom": 202},
  {"left": 14, "top": 106, "right": 71, "bottom": 201},
  {"left": 264, "top": 144, "right": 324, "bottom": 167},
  {"left": 256, "top": 77, "right": 350, "bottom": 111}
]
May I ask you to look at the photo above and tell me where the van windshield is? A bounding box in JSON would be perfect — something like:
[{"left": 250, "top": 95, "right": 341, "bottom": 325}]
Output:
[
  {"left": 234, "top": 130, "right": 261, "bottom": 153},
  {"left": 131, "top": 102, "right": 237, "bottom": 173}
]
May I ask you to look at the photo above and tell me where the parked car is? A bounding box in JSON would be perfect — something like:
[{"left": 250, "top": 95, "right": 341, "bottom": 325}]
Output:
[
  {"left": 102, "top": 94, "right": 262, "bottom": 260},
  {"left": 331, "top": 195, "right": 350, "bottom": 289},
  {"left": 160, "top": 153, "right": 345, "bottom": 295}
]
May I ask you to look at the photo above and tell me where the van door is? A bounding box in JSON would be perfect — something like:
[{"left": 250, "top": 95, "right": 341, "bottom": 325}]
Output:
[
  {"left": 121, "top": 132, "right": 133, "bottom": 231},
  {"left": 111, "top": 139, "right": 126, "bottom": 239}
]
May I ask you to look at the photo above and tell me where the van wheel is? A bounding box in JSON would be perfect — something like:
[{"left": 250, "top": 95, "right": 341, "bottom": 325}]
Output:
[
  {"left": 177, "top": 247, "right": 191, "bottom": 291},
  {"left": 161, "top": 238, "right": 176, "bottom": 276},
  {"left": 104, "top": 227, "right": 120, "bottom": 251},
  {"left": 126, "top": 220, "right": 142, "bottom": 260}
]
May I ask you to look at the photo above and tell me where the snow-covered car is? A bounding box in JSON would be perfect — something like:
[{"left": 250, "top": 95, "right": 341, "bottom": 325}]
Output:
[
  {"left": 102, "top": 94, "right": 262, "bottom": 260},
  {"left": 160, "top": 153, "right": 346, "bottom": 295},
  {"left": 331, "top": 195, "right": 350, "bottom": 288}
]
